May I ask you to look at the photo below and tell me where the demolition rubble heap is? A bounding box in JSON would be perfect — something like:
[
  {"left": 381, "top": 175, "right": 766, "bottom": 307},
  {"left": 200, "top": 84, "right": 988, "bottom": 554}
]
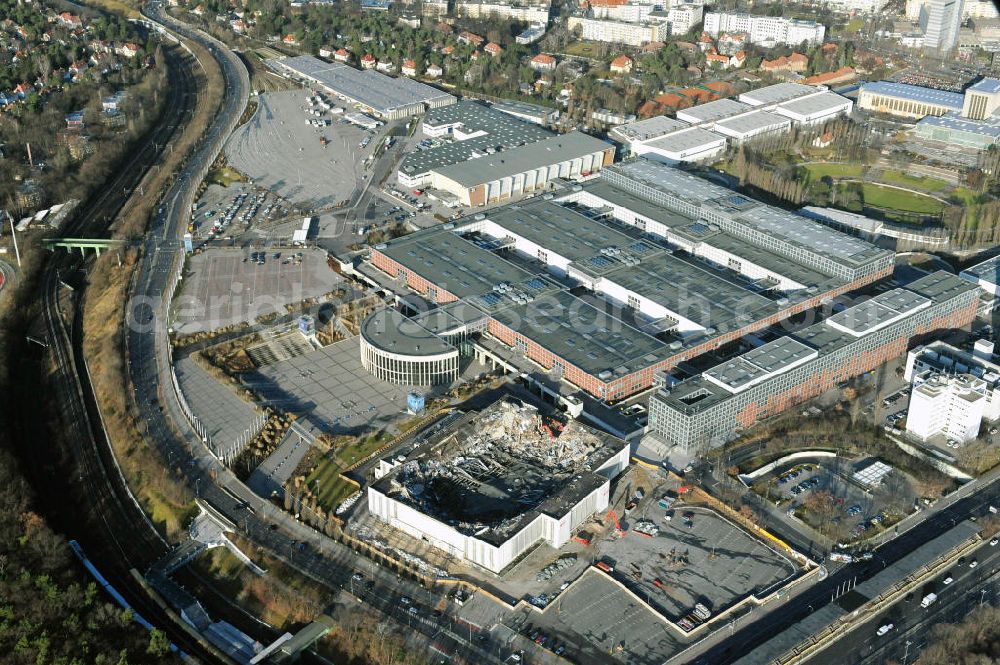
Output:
[{"left": 376, "top": 398, "right": 625, "bottom": 544}]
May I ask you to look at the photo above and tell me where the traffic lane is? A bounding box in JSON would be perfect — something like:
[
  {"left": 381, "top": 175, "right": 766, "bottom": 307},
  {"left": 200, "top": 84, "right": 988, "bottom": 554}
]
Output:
[{"left": 806, "top": 538, "right": 1000, "bottom": 665}]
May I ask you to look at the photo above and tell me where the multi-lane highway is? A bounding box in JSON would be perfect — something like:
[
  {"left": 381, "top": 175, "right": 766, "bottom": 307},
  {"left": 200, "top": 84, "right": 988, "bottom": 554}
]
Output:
[
  {"left": 807, "top": 537, "right": 1000, "bottom": 665},
  {"left": 31, "top": 31, "right": 223, "bottom": 660}
]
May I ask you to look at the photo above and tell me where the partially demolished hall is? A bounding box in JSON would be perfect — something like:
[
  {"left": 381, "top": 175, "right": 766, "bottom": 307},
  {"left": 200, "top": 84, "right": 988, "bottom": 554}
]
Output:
[{"left": 367, "top": 397, "right": 630, "bottom": 573}]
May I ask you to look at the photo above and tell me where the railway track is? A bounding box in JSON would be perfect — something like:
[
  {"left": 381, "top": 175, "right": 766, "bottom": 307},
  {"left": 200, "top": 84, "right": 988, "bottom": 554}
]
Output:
[{"left": 30, "top": 29, "right": 229, "bottom": 663}]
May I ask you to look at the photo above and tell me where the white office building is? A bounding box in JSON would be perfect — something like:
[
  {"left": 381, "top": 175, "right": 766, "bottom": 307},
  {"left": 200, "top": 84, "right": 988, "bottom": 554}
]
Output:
[
  {"left": 704, "top": 12, "right": 825, "bottom": 46},
  {"left": 667, "top": 2, "right": 704, "bottom": 35},
  {"left": 905, "top": 340, "right": 1000, "bottom": 425},
  {"left": 921, "top": 0, "right": 965, "bottom": 52},
  {"left": 906, "top": 373, "right": 986, "bottom": 443},
  {"left": 566, "top": 15, "right": 668, "bottom": 45}
]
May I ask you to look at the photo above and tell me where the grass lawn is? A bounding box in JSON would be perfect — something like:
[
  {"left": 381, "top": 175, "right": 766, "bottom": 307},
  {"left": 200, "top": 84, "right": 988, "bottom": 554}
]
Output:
[
  {"left": 206, "top": 166, "right": 243, "bottom": 187},
  {"left": 878, "top": 169, "right": 948, "bottom": 192},
  {"left": 859, "top": 183, "right": 946, "bottom": 214},
  {"left": 952, "top": 187, "right": 985, "bottom": 205},
  {"left": 306, "top": 431, "right": 393, "bottom": 511},
  {"left": 563, "top": 41, "right": 601, "bottom": 58},
  {"left": 834, "top": 18, "right": 865, "bottom": 35},
  {"left": 84, "top": 0, "right": 141, "bottom": 18},
  {"left": 801, "top": 163, "right": 863, "bottom": 183}
]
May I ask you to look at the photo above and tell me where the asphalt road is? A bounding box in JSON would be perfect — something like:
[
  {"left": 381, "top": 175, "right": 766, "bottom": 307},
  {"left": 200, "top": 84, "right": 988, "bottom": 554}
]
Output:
[
  {"left": 31, "top": 32, "right": 222, "bottom": 661},
  {"left": 806, "top": 538, "right": 1000, "bottom": 665},
  {"left": 127, "top": 6, "right": 519, "bottom": 663}
]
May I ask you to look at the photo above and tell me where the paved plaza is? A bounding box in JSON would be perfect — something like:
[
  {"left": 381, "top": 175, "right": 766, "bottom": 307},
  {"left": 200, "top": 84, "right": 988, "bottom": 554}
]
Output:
[
  {"left": 597, "top": 507, "right": 798, "bottom": 621},
  {"left": 242, "top": 336, "right": 418, "bottom": 436},
  {"left": 175, "top": 355, "right": 260, "bottom": 455}
]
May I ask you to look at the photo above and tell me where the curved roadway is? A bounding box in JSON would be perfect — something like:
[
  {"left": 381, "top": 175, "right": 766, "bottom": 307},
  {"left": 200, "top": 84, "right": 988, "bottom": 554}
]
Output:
[
  {"left": 119, "top": 12, "right": 1000, "bottom": 665},
  {"left": 128, "top": 7, "right": 513, "bottom": 664}
]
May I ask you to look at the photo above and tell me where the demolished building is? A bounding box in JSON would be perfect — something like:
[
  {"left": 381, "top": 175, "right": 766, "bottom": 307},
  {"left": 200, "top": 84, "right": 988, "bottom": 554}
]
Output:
[{"left": 367, "top": 396, "right": 630, "bottom": 573}]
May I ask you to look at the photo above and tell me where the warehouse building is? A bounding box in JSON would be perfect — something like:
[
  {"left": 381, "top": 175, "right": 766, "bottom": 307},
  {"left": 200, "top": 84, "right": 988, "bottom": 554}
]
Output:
[
  {"left": 430, "top": 131, "right": 614, "bottom": 206},
  {"left": 609, "top": 115, "right": 690, "bottom": 144},
  {"left": 647, "top": 272, "right": 980, "bottom": 452},
  {"left": 713, "top": 110, "right": 791, "bottom": 142},
  {"left": 492, "top": 100, "right": 561, "bottom": 126},
  {"left": 367, "top": 158, "right": 894, "bottom": 402},
  {"left": 772, "top": 91, "right": 854, "bottom": 125},
  {"left": 273, "top": 55, "right": 455, "bottom": 120},
  {"left": 399, "top": 101, "right": 611, "bottom": 203},
  {"left": 367, "top": 397, "right": 630, "bottom": 573},
  {"left": 609, "top": 83, "right": 851, "bottom": 162},
  {"left": 960, "top": 253, "right": 1000, "bottom": 312},
  {"left": 738, "top": 82, "right": 822, "bottom": 108},
  {"left": 400, "top": 102, "right": 552, "bottom": 187},
  {"left": 677, "top": 98, "right": 752, "bottom": 126},
  {"left": 632, "top": 126, "right": 728, "bottom": 164},
  {"left": 915, "top": 113, "right": 1000, "bottom": 149}
]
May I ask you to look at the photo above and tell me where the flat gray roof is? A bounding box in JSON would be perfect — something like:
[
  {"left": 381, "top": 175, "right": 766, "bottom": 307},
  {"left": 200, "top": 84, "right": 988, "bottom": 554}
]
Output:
[
  {"left": 776, "top": 91, "right": 851, "bottom": 118},
  {"left": 276, "top": 55, "right": 454, "bottom": 115},
  {"left": 402, "top": 103, "right": 552, "bottom": 176},
  {"left": 613, "top": 115, "right": 690, "bottom": 142},
  {"left": 608, "top": 160, "right": 889, "bottom": 269},
  {"left": 490, "top": 290, "right": 670, "bottom": 376},
  {"left": 733, "top": 204, "right": 882, "bottom": 265},
  {"left": 643, "top": 127, "right": 726, "bottom": 154},
  {"left": 361, "top": 308, "right": 457, "bottom": 356},
  {"left": 378, "top": 228, "right": 538, "bottom": 300},
  {"left": 492, "top": 99, "right": 557, "bottom": 121},
  {"left": 714, "top": 110, "right": 790, "bottom": 135},
  {"left": 703, "top": 337, "right": 816, "bottom": 392},
  {"left": 961, "top": 253, "right": 1000, "bottom": 285},
  {"left": 659, "top": 272, "right": 978, "bottom": 415},
  {"left": 485, "top": 198, "right": 637, "bottom": 263},
  {"left": 601, "top": 251, "right": 777, "bottom": 330},
  {"left": 739, "top": 82, "right": 820, "bottom": 107},
  {"left": 825, "top": 288, "right": 931, "bottom": 335},
  {"left": 677, "top": 98, "right": 752, "bottom": 124},
  {"left": 433, "top": 131, "right": 610, "bottom": 187}
]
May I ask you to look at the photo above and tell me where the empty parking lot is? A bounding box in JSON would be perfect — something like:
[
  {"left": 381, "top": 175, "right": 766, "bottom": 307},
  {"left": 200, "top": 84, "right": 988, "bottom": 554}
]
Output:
[
  {"left": 598, "top": 507, "right": 798, "bottom": 623},
  {"left": 172, "top": 247, "right": 341, "bottom": 333},
  {"left": 225, "top": 89, "right": 371, "bottom": 208}
]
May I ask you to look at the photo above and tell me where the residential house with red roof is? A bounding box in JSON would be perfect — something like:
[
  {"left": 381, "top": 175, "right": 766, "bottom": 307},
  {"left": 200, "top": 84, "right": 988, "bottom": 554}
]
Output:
[
  {"left": 458, "top": 31, "right": 484, "bottom": 46},
  {"left": 484, "top": 42, "right": 503, "bottom": 57},
  {"left": 760, "top": 53, "right": 808, "bottom": 73},
  {"left": 610, "top": 54, "right": 633, "bottom": 74},
  {"left": 531, "top": 53, "right": 557, "bottom": 72}
]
